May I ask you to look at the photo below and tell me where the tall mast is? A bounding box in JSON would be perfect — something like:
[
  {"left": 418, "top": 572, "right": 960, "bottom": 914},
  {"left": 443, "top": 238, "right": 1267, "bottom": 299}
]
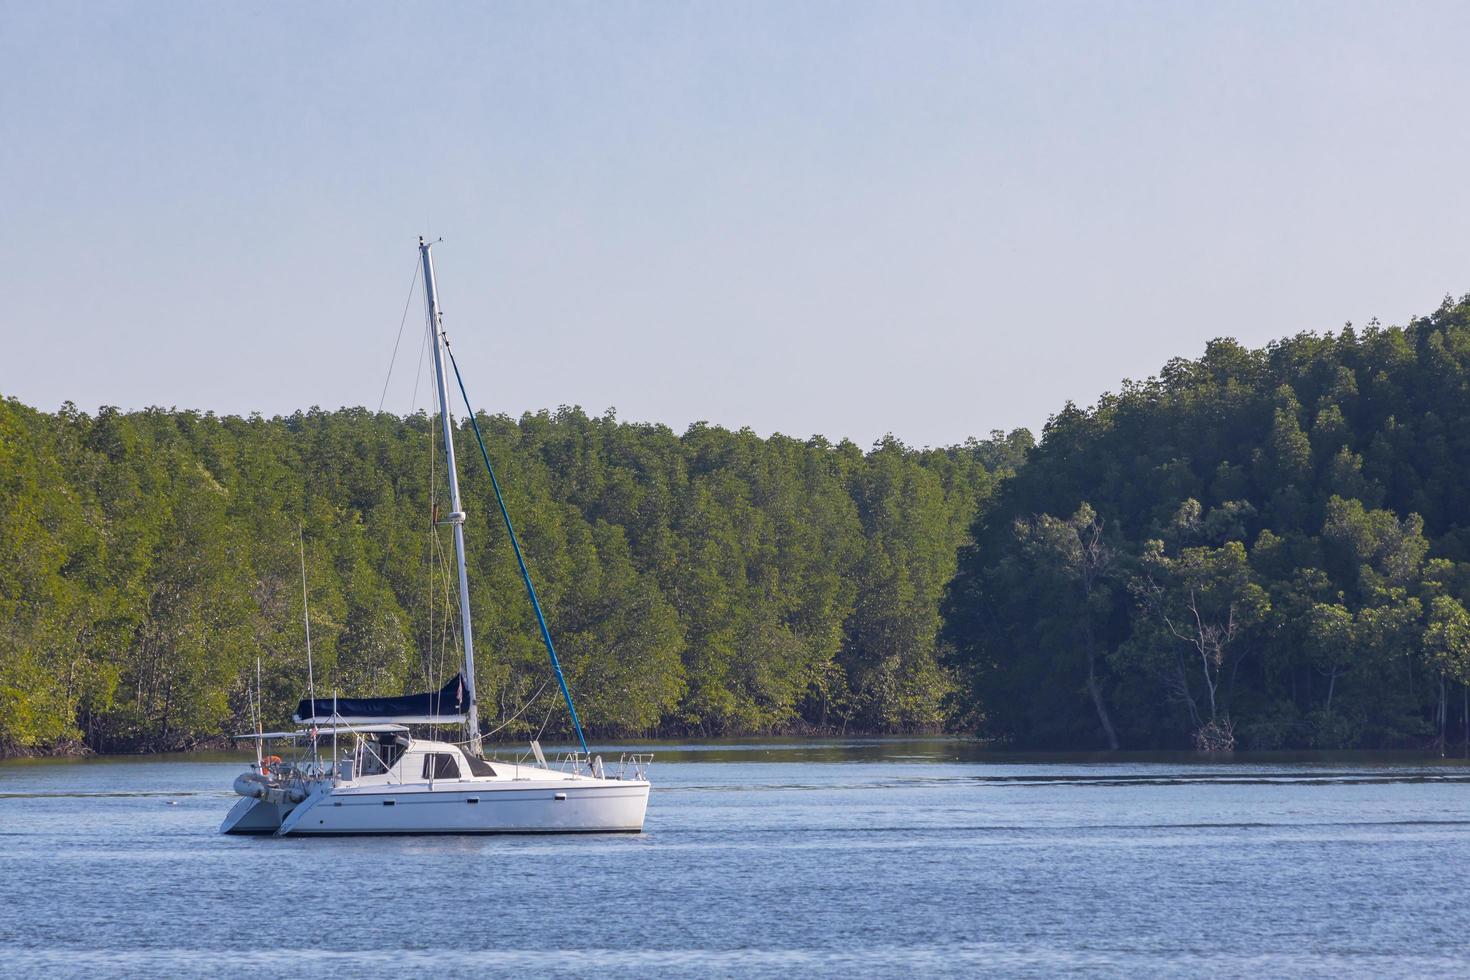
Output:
[{"left": 420, "top": 238, "right": 480, "bottom": 755}]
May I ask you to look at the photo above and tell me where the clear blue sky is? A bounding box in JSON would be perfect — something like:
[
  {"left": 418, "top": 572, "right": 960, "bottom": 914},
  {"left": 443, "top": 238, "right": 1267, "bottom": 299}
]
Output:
[{"left": 2, "top": 1, "right": 1468, "bottom": 446}]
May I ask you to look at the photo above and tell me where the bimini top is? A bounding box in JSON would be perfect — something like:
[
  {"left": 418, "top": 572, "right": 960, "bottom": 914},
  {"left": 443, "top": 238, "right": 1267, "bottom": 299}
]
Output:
[{"left": 292, "top": 673, "right": 470, "bottom": 725}]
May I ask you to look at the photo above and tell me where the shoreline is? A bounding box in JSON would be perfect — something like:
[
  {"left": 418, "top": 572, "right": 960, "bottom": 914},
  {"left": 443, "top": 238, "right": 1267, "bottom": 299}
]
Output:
[
  {"left": 0, "top": 727, "right": 957, "bottom": 762},
  {"left": 5, "top": 737, "right": 1465, "bottom": 765}
]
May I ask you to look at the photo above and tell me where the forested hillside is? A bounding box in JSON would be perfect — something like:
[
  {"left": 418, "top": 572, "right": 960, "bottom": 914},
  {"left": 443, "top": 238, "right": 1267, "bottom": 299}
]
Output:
[
  {"left": 945, "top": 295, "right": 1470, "bottom": 752},
  {"left": 12, "top": 295, "right": 1470, "bottom": 757},
  {"left": 0, "top": 397, "right": 1023, "bottom": 754}
]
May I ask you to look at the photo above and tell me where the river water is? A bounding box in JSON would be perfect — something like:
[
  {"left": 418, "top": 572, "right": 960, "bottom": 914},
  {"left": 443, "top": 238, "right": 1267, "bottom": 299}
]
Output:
[{"left": 2, "top": 739, "right": 1467, "bottom": 978}]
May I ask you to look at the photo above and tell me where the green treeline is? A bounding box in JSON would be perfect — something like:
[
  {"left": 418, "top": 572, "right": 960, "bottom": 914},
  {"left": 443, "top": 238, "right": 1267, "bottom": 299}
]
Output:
[
  {"left": 945, "top": 295, "right": 1470, "bottom": 751},
  {"left": 0, "top": 396, "right": 1023, "bottom": 753},
  {"left": 11, "top": 294, "right": 1470, "bottom": 756}
]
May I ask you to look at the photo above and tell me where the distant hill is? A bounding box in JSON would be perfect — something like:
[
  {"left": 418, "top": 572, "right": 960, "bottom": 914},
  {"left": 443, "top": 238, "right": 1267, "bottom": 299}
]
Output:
[{"left": 945, "top": 294, "right": 1470, "bottom": 751}]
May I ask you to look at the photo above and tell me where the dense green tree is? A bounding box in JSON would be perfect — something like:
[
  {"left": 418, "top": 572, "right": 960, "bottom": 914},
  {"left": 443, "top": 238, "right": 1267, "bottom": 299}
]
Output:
[
  {"left": 1126, "top": 539, "right": 1270, "bottom": 751},
  {"left": 23, "top": 291, "right": 1470, "bottom": 755},
  {"left": 947, "top": 293, "right": 1470, "bottom": 751},
  {"left": 1011, "top": 504, "right": 1121, "bottom": 748},
  {"left": 0, "top": 393, "right": 1006, "bottom": 752}
]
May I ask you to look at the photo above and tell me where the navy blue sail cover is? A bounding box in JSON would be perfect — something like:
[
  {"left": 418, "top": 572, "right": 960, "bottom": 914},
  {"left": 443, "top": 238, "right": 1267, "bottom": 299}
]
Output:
[{"left": 293, "top": 673, "right": 469, "bottom": 723}]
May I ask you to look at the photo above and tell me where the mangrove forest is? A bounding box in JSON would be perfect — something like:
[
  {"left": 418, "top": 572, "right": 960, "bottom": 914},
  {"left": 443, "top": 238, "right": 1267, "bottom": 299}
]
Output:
[{"left": 7, "top": 294, "right": 1470, "bottom": 754}]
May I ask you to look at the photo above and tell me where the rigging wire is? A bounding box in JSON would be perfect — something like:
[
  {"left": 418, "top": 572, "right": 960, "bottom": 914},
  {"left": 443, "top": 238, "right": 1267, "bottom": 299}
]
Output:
[
  {"left": 448, "top": 677, "right": 552, "bottom": 746},
  {"left": 374, "top": 280, "right": 431, "bottom": 589},
  {"left": 396, "top": 256, "right": 572, "bottom": 759},
  {"left": 298, "top": 523, "right": 318, "bottom": 763},
  {"left": 420, "top": 317, "right": 461, "bottom": 738},
  {"left": 377, "top": 259, "right": 423, "bottom": 413},
  {"left": 533, "top": 689, "right": 559, "bottom": 744},
  {"left": 443, "top": 343, "right": 591, "bottom": 757},
  {"left": 429, "top": 524, "right": 459, "bottom": 696},
  {"left": 430, "top": 361, "right": 460, "bottom": 697},
  {"left": 299, "top": 524, "right": 316, "bottom": 710},
  {"left": 408, "top": 301, "right": 429, "bottom": 419},
  {"left": 422, "top": 325, "right": 439, "bottom": 696},
  {"left": 253, "top": 655, "right": 264, "bottom": 769}
]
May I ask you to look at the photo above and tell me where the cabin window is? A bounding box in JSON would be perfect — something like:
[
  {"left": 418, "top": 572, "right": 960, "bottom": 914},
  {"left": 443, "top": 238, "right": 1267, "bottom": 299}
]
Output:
[
  {"left": 358, "top": 735, "right": 406, "bottom": 776},
  {"left": 359, "top": 733, "right": 407, "bottom": 775},
  {"left": 356, "top": 745, "right": 386, "bottom": 776},
  {"left": 422, "top": 753, "right": 461, "bottom": 780}
]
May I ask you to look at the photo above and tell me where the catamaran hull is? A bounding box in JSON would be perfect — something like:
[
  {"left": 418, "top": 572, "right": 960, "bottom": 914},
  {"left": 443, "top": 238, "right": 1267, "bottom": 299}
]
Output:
[
  {"left": 219, "top": 796, "right": 292, "bottom": 835},
  {"left": 258, "top": 781, "right": 649, "bottom": 836}
]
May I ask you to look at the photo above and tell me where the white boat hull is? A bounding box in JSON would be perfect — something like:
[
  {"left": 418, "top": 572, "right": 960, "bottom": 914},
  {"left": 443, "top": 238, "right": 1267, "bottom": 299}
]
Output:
[
  {"left": 222, "top": 779, "right": 649, "bottom": 836},
  {"left": 282, "top": 780, "right": 649, "bottom": 835}
]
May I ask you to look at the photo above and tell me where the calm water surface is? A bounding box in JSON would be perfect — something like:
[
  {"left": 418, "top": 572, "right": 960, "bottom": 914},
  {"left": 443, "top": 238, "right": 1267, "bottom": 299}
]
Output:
[{"left": 2, "top": 739, "right": 1467, "bottom": 978}]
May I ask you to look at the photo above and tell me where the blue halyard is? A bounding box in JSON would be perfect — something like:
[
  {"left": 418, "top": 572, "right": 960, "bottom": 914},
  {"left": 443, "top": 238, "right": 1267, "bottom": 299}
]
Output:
[{"left": 445, "top": 346, "right": 591, "bottom": 757}]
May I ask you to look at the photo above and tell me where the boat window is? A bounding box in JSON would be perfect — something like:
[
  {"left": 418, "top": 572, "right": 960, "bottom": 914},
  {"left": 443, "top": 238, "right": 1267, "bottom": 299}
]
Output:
[
  {"left": 358, "top": 744, "right": 387, "bottom": 776},
  {"left": 422, "top": 753, "right": 461, "bottom": 780},
  {"left": 380, "top": 734, "right": 407, "bottom": 769},
  {"left": 358, "top": 734, "right": 406, "bottom": 776},
  {"left": 463, "top": 754, "right": 497, "bottom": 778}
]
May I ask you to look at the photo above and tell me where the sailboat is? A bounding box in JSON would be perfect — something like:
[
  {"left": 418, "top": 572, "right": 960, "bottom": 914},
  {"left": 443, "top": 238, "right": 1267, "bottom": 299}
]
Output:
[{"left": 220, "top": 239, "right": 651, "bottom": 835}]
